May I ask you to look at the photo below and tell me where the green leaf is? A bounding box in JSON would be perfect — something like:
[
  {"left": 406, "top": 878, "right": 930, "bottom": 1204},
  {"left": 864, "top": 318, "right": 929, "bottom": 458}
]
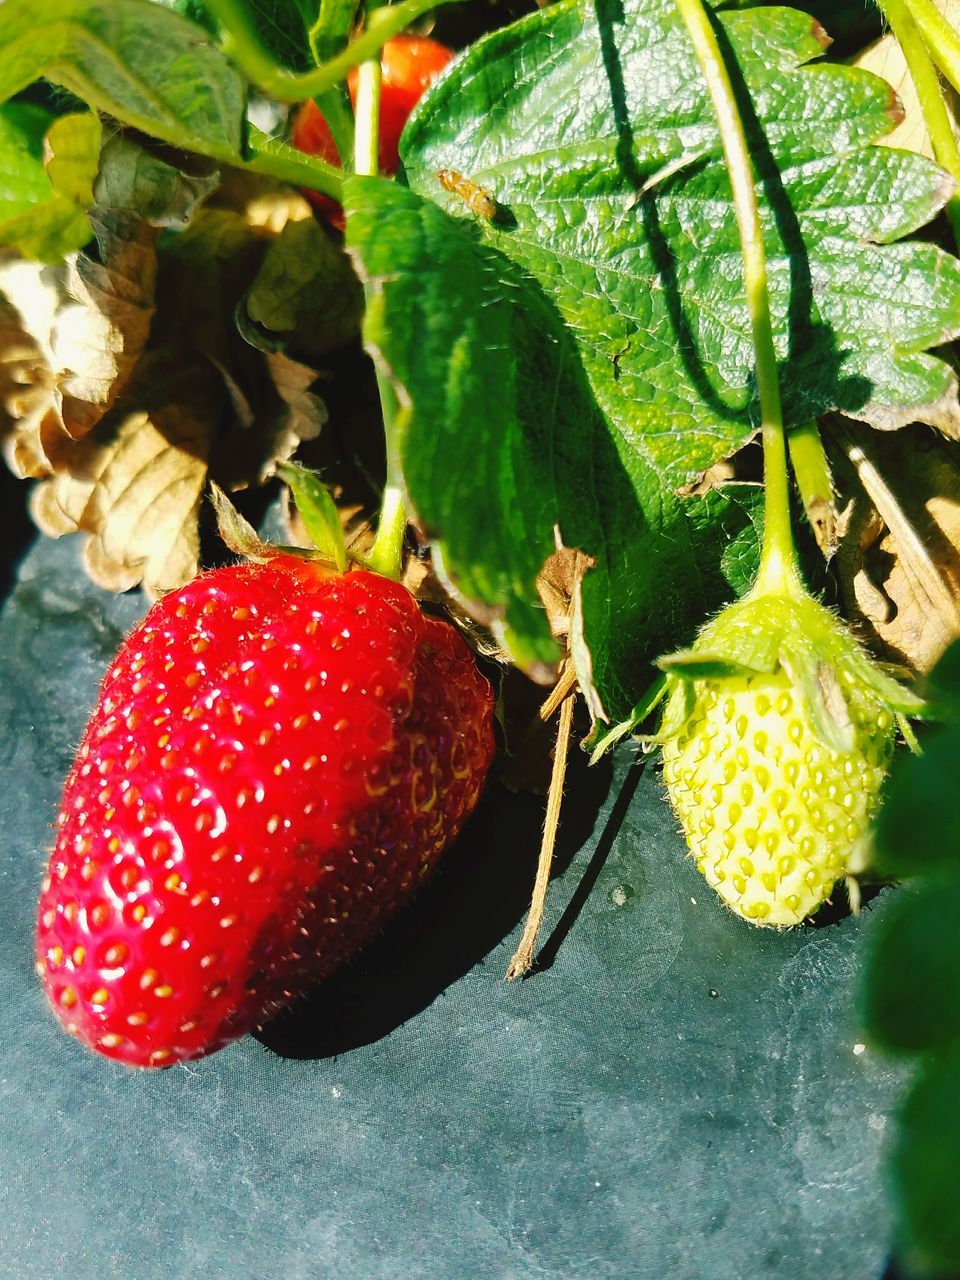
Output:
[
  {"left": 227, "top": 0, "right": 314, "bottom": 72},
  {"left": 872, "top": 725, "right": 960, "bottom": 878},
  {"left": 863, "top": 875, "right": 960, "bottom": 1054},
  {"left": 345, "top": 176, "right": 762, "bottom": 712},
  {"left": 43, "top": 112, "right": 100, "bottom": 206},
  {"left": 151, "top": 0, "right": 219, "bottom": 37},
  {"left": 0, "top": 102, "right": 61, "bottom": 218},
  {"left": 714, "top": 0, "right": 879, "bottom": 46},
  {"left": 0, "top": 106, "right": 100, "bottom": 260},
  {"left": 889, "top": 1047, "right": 960, "bottom": 1277},
  {"left": 0, "top": 0, "right": 245, "bottom": 160},
  {"left": 404, "top": 0, "right": 960, "bottom": 445},
  {"left": 307, "top": 0, "right": 358, "bottom": 63},
  {"left": 374, "top": 0, "right": 960, "bottom": 715},
  {"left": 921, "top": 637, "right": 960, "bottom": 723},
  {"left": 860, "top": 638, "right": 960, "bottom": 1274}
]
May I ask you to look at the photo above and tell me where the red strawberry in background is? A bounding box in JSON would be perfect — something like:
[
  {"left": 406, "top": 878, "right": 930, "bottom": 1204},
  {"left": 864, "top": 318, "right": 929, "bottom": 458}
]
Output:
[
  {"left": 35, "top": 557, "right": 494, "bottom": 1067},
  {"left": 292, "top": 34, "right": 455, "bottom": 225}
]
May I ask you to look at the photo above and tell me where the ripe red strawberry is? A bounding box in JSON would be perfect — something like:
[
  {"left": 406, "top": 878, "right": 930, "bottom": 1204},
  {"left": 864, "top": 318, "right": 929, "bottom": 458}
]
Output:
[{"left": 35, "top": 558, "right": 494, "bottom": 1067}]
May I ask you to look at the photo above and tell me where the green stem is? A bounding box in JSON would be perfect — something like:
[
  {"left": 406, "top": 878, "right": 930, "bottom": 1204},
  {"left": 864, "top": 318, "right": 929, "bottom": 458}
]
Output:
[
  {"left": 903, "top": 0, "right": 960, "bottom": 94},
  {"left": 313, "top": 88, "right": 355, "bottom": 169},
  {"left": 787, "top": 420, "right": 835, "bottom": 555},
  {"left": 365, "top": 368, "right": 408, "bottom": 580},
  {"left": 352, "top": 56, "right": 381, "bottom": 178},
  {"left": 242, "top": 126, "right": 343, "bottom": 196},
  {"left": 880, "top": 0, "right": 960, "bottom": 249},
  {"left": 673, "top": 0, "right": 801, "bottom": 598},
  {"left": 204, "top": 0, "right": 461, "bottom": 102},
  {"left": 350, "top": 9, "right": 408, "bottom": 581}
]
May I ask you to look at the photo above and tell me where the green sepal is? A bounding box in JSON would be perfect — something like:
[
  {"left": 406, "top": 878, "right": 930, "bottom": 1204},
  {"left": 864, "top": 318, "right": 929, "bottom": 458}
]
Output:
[
  {"left": 656, "top": 653, "right": 769, "bottom": 681},
  {"left": 209, "top": 482, "right": 336, "bottom": 567},
  {"left": 653, "top": 589, "right": 921, "bottom": 754},
  {"left": 585, "top": 675, "right": 667, "bottom": 763},
  {"left": 276, "top": 461, "right": 348, "bottom": 573}
]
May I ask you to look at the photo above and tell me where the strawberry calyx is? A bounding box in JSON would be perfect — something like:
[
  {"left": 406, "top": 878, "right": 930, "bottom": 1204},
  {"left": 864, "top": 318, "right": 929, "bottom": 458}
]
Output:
[
  {"left": 655, "top": 591, "right": 925, "bottom": 748},
  {"left": 208, "top": 462, "right": 374, "bottom": 582}
]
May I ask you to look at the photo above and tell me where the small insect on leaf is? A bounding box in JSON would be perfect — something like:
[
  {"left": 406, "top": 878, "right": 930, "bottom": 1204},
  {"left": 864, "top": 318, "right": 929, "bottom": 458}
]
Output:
[{"left": 437, "top": 169, "right": 498, "bottom": 219}]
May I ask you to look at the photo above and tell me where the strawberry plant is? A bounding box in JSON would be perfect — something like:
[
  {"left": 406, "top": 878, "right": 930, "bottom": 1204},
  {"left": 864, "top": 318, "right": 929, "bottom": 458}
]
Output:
[{"left": 3, "top": 0, "right": 960, "bottom": 1275}]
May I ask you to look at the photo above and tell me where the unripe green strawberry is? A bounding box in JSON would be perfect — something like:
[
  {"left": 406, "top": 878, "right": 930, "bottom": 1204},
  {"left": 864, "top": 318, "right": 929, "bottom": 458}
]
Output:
[{"left": 657, "top": 592, "right": 921, "bottom": 927}]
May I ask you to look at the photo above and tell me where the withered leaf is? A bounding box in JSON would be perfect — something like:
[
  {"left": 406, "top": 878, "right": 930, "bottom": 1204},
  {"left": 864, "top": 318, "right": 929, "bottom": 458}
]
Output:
[
  {"left": 536, "top": 542, "right": 603, "bottom": 719},
  {"left": 93, "top": 134, "right": 219, "bottom": 228},
  {"left": 210, "top": 350, "right": 327, "bottom": 491},
  {"left": 835, "top": 422, "right": 960, "bottom": 673},
  {"left": 32, "top": 353, "right": 225, "bottom": 597},
  {"left": 3, "top": 161, "right": 335, "bottom": 598},
  {"left": 242, "top": 216, "right": 363, "bottom": 361},
  {"left": 157, "top": 207, "right": 269, "bottom": 372},
  {"left": 0, "top": 209, "right": 157, "bottom": 470},
  {"left": 56, "top": 210, "right": 158, "bottom": 437},
  {"left": 209, "top": 169, "right": 315, "bottom": 233}
]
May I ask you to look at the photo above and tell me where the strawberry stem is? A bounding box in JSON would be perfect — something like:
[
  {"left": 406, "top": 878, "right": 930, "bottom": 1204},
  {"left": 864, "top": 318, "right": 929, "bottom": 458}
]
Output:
[
  {"left": 673, "top": 0, "right": 802, "bottom": 599},
  {"left": 353, "top": 26, "right": 409, "bottom": 583},
  {"left": 879, "top": 0, "right": 960, "bottom": 249},
  {"left": 902, "top": 0, "right": 960, "bottom": 97},
  {"left": 204, "top": 0, "right": 462, "bottom": 103},
  {"left": 352, "top": 47, "right": 382, "bottom": 178},
  {"left": 787, "top": 420, "right": 836, "bottom": 556}
]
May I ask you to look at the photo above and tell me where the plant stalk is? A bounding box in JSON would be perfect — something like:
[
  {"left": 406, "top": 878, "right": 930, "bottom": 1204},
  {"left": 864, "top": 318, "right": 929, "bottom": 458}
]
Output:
[
  {"left": 349, "top": 11, "right": 409, "bottom": 582},
  {"left": 352, "top": 56, "right": 381, "bottom": 178},
  {"left": 240, "top": 128, "right": 344, "bottom": 196},
  {"left": 880, "top": 0, "right": 960, "bottom": 249},
  {"left": 787, "top": 420, "right": 836, "bottom": 556},
  {"left": 203, "top": 0, "right": 461, "bottom": 102},
  {"left": 673, "top": 0, "right": 802, "bottom": 599},
  {"left": 903, "top": 0, "right": 960, "bottom": 96}
]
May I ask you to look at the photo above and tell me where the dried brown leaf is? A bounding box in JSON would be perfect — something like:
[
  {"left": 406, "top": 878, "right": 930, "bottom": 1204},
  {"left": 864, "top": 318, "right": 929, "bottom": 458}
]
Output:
[
  {"left": 0, "top": 210, "right": 157, "bottom": 472},
  {"left": 242, "top": 216, "right": 363, "bottom": 361},
  {"left": 2, "top": 162, "right": 337, "bottom": 597},
  {"left": 57, "top": 210, "right": 158, "bottom": 436},
  {"left": 32, "top": 354, "right": 224, "bottom": 597},
  {"left": 211, "top": 350, "right": 327, "bottom": 491},
  {"left": 536, "top": 540, "right": 604, "bottom": 719},
  {"left": 209, "top": 169, "right": 314, "bottom": 233},
  {"left": 835, "top": 423, "right": 960, "bottom": 672}
]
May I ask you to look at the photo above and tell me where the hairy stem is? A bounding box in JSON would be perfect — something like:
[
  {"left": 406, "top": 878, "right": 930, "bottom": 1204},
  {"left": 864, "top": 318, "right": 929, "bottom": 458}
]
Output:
[
  {"left": 351, "top": 30, "right": 408, "bottom": 582},
  {"left": 881, "top": 0, "right": 960, "bottom": 249},
  {"left": 352, "top": 56, "right": 381, "bottom": 178},
  {"left": 241, "top": 127, "right": 343, "bottom": 196},
  {"left": 364, "top": 359, "right": 409, "bottom": 581},
  {"left": 903, "top": 0, "right": 960, "bottom": 95},
  {"left": 787, "top": 420, "right": 836, "bottom": 556},
  {"left": 673, "top": 0, "right": 802, "bottom": 598},
  {"left": 203, "top": 0, "right": 461, "bottom": 102}
]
